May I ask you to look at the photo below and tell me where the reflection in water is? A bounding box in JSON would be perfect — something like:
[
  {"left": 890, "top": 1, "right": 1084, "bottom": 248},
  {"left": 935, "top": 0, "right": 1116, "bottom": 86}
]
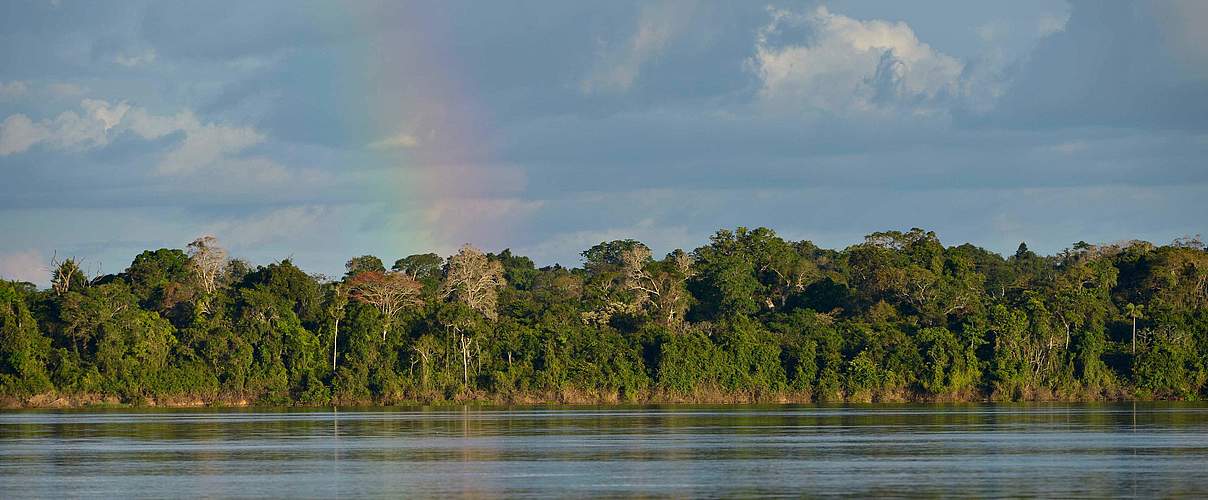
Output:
[{"left": 2, "top": 404, "right": 1208, "bottom": 497}]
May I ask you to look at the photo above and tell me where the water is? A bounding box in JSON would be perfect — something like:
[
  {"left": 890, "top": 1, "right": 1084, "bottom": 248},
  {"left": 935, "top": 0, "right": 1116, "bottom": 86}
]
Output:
[{"left": 2, "top": 404, "right": 1208, "bottom": 498}]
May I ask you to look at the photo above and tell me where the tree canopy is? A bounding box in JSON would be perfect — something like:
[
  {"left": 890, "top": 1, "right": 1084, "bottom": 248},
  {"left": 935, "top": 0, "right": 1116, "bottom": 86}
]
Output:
[{"left": 2, "top": 228, "right": 1207, "bottom": 406}]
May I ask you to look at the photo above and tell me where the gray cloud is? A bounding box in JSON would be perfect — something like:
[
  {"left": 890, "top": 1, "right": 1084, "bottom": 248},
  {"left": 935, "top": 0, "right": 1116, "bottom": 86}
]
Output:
[{"left": 1, "top": 0, "right": 1205, "bottom": 280}]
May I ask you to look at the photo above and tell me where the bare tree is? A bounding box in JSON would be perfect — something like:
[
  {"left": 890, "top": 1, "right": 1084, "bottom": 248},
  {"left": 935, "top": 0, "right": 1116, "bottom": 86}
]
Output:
[
  {"left": 620, "top": 245, "right": 658, "bottom": 305},
  {"left": 440, "top": 244, "right": 505, "bottom": 386},
  {"left": 619, "top": 247, "right": 692, "bottom": 328},
  {"left": 348, "top": 271, "right": 424, "bottom": 341},
  {"left": 441, "top": 244, "right": 506, "bottom": 321},
  {"left": 48, "top": 252, "right": 87, "bottom": 296},
  {"left": 187, "top": 235, "right": 228, "bottom": 314}
]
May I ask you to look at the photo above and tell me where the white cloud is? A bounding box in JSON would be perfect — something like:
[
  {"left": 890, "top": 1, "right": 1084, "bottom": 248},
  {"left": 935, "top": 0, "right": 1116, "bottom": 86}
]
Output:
[
  {"left": 0, "top": 81, "right": 29, "bottom": 99},
  {"left": 369, "top": 131, "right": 420, "bottom": 149},
  {"left": 113, "top": 49, "right": 157, "bottom": 67},
  {"left": 0, "top": 99, "right": 129, "bottom": 155},
  {"left": 123, "top": 107, "right": 198, "bottom": 139},
  {"left": 156, "top": 121, "right": 263, "bottom": 175},
  {"left": 0, "top": 99, "right": 277, "bottom": 178},
  {"left": 750, "top": 6, "right": 964, "bottom": 115},
  {"left": 0, "top": 115, "right": 51, "bottom": 155},
  {"left": 0, "top": 250, "right": 46, "bottom": 283},
  {"left": 580, "top": 0, "right": 695, "bottom": 94},
  {"left": 81, "top": 99, "right": 130, "bottom": 131}
]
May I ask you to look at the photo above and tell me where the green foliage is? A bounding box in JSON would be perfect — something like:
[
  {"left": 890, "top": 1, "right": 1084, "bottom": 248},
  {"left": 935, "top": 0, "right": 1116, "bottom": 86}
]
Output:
[
  {"left": 1133, "top": 308, "right": 1208, "bottom": 399},
  {"left": 916, "top": 326, "right": 980, "bottom": 395},
  {"left": 123, "top": 249, "right": 194, "bottom": 314},
  {"left": 689, "top": 229, "right": 762, "bottom": 319},
  {"left": 0, "top": 282, "right": 53, "bottom": 395},
  {"left": 3, "top": 228, "right": 1207, "bottom": 405}
]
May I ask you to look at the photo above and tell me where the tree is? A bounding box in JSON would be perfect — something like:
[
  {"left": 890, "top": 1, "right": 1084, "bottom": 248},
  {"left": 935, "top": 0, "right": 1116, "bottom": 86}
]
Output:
[
  {"left": 242, "top": 260, "right": 323, "bottom": 328},
  {"left": 49, "top": 255, "right": 88, "bottom": 296},
  {"left": 441, "top": 245, "right": 505, "bottom": 321},
  {"left": 690, "top": 229, "right": 762, "bottom": 319},
  {"left": 441, "top": 245, "right": 506, "bottom": 386},
  {"left": 187, "top": 236, "right": 227, "bottom": 293},
  {"left": 616, "top": 246, "right": 692, "bottom": 328},
  {"left": 322, "top": 283, "right": 349, "bottom": 370},
  {"left": 393, "top": 253, "right": 444, "bottom": 282},
  {"left": 1125, "top": 303, "right": 1144, "bottom": 355},
  {"left": 0, "top": 281, "right": 53, "bottom": 395},
  {"left": 582, "top": 239, "right": 646, "bottom": 276},
  {"left": 11, "top": 225, "right": 1208, "bottom": 406},
  {"left": 344, "top": 255, "right": 386, "bottom": 279},
  {"left": 187, "top": 235, "right": 228, "bottom": 314},
  {"left": 347, "top": 271, "right": 424, "bottom": 341},
  {"left": 123, "top": 248, "right": 193, "bottom": 311}
]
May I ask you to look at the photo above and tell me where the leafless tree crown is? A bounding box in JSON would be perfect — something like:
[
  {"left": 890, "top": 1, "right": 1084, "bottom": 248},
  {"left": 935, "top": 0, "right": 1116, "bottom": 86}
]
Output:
[
  {"left": 187, "top": 235, "right": 229, "bottom": 295},
  {"left": 441, "top": 244, "right": 506, "bottom": 321}
]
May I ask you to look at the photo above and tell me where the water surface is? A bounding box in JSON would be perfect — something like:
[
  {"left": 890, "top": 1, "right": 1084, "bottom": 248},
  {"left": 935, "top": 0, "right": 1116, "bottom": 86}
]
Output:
[{"left": 3, "top": 403, "right": 1208, "bottom": 498}]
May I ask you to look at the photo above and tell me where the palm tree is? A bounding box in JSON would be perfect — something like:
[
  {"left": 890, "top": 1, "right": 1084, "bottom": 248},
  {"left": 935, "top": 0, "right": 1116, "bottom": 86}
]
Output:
[{"left": 1124, "top": 303, "right": 1144, "bottom": 355}]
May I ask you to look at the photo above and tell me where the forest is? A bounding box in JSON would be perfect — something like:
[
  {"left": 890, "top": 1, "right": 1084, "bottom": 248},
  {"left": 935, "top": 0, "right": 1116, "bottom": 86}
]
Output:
[{"left": 2, "top": 227, "right": 1207, "bottom": 407}]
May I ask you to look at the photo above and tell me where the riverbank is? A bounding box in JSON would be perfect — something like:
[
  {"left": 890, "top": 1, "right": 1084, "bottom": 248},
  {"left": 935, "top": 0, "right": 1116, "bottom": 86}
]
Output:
[{"left": 0, "top": 385, "right": 1154, "bottom": 409}]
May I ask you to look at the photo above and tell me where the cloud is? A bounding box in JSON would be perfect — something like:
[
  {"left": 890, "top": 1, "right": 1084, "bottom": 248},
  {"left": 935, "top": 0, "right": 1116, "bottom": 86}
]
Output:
[
  {"left": 81, "top": 99, "right": 130, "bottom": 130},
  {"left": 750, "top": 6, "right": 965, "bottom": 115},
  {"left": 113, "top": 48, "right": 157, "bottom": 67},
  {"left": 581, "top": 1, "right": 696, "bottom": 93},
  {"left": 0, "top": 115, "right": 51, "bottom": 155},
  {"left": 369, "top": 131, "right": 420, "bottom": 149},
  {"left": 0, "top": 81, "right": 29, "bottom": 99},
  {"left": 119, "top": 106, "right": 266, "bottom": 175},
  {"left": 122, "top": 107, "right": 198, "bottom": 139},
  {"left": 0, "top": 250, "right": 46, "bottom": 283},
  {"left": 155, "top": 120, "right": 263, "bottom": 174},
  {"left": 0, "top": 99, "right": 127, "bottom": 155},
  {"left": 981, "top": 2, "right": 1208, "bottom": 130},
  {"left": 0, "top": 99, "right": 278, "bottom": 177}
]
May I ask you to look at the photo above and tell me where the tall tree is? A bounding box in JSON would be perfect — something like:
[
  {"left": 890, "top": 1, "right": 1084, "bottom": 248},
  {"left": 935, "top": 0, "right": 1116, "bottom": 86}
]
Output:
[
  {"left": 1125, "top": 303, "right": 1144, "bottom": 355},
  {"left": 187, "top": 235, "right": 228, "bottom": 314},
  {"left": 344, "top": 255, "right": 386, "bottom": 279},
  {"left": 323, "top": 282, "right": 349, "bottom": 370},
  {"left": 347, "top": 271, "right": 424, "bottom": 341},
  {"left": 49, "top": 255, "right": 88, "bottom": 296},
  {"left": 441, "top": 245, "right": 506, "bottom": 321},
  {"left": 441, "top": 245, "right": 506, "bottom": 386}
]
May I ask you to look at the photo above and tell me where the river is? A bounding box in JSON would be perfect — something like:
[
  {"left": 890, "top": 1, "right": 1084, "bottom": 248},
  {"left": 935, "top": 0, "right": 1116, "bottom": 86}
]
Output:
[{"left": 2, "top": 403, "right": 1207, "bottom": 497}]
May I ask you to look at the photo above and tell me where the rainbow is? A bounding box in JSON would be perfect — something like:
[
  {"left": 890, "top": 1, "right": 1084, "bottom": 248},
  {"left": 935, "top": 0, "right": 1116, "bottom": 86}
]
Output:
[{"left": 326, "top": 6, "right": 509, "bottom": 259}]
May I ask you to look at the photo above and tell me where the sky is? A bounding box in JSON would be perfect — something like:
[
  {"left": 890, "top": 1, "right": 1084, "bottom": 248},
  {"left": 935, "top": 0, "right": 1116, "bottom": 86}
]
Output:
[{"left": 1, "top": 0, "right": 1207, "bottom": 284}]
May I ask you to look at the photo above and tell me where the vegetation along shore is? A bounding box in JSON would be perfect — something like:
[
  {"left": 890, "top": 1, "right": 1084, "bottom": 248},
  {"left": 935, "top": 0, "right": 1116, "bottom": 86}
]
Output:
[{"left": 2, "top": 227, "right": 1207, "bottom": 408}]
